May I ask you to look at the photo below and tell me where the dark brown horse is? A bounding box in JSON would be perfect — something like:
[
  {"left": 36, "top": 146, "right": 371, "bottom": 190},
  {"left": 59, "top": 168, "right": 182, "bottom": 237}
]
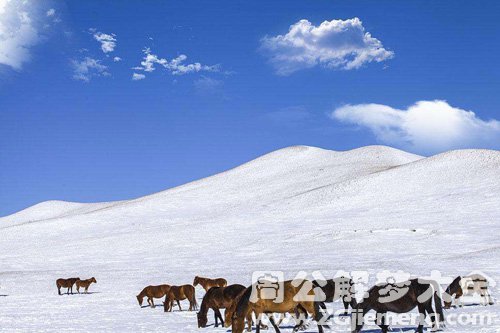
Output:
[
  {"left": 56, "top": 277, "right": 80, "bottom": 295},
  {"left": 443, "top": 273, "right": 494, "bottom": 308},
  {"left": 76, "top": 277, "right": 97, "bottom": 293},
  {"left": 136, "top": 285, "right": 171, "bottom": 308},
  {"left": 232, "top": 280, "right": 325, "bottom": 333},
  {"left": 313, "top": 276, "right": 357, "bottom": 315},
  {"left": 193, "top": 276, "right": 227, "bottom": 291},
  {"left": 351, "top": 279, "right": 445, "bottom": 333},
  {"left": 225, "top": 287, "right": 257, "bottom": 332},
  {"left": 163, "top": 284, "right": 197, "bottom": 312},
  {"left": 197, "top": 284, "right": 246, "bottom": 327}
]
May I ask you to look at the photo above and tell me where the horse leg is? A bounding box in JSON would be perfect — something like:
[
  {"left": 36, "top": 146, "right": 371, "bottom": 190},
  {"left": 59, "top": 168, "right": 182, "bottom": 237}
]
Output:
[
  {"left": 57, "top": 286, "right": 61, "bottom": 295},
  {"left": 255, "top": 311, "right": 262, "bottom": 333},
  {"left": 77, "top": 285, "right": 80, "bottom": 293},
  {"left": 376, "top": 312, "right": 389, "bottom": 333},
  {"left": 169, "top": 300, "right": 174, "bottom": 312},
  {"left": 425, "top": 301, "right": 439, "bottom": 332},
  {"left": 215, "top": 308, "right": 223, "bottom": 327},
  {"left": 343, "top": 299, "right": 349, "bottom": 315},
  {"left": 417, "top": 303, "right": 426, "bottom": 333},
  {"left": 177, "top": 300, "right": 182, "bottom": 311},
  {"left": 268, "top": 314, "right": 281, "bottom": 333},
  {"left": 485, "top": 290, "right": 494, "bottom": 305}
]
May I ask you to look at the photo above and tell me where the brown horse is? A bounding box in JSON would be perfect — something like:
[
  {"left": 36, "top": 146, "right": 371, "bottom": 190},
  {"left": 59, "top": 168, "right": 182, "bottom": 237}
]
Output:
[
  {"left": 224, "top": 288, "right": 299, "bottom": 332},
  {"left": 193, "top": 276, "right": 227, "bottom": 291},
  {"left": 163, "top": 284, "right": 197, "bottom": 312},
  {"left": 443, "top": 273, "right": 494, "bottom": 308},
  {"left": 76, "top": 277, "right": 97, "bottom": 293},
  {"left": 313, "top": 276, "right": 357, "bottom": 315},
  {"left": 232, "top": 280, "right": 325, "bottom": 333},
  {"left": 136, "top": 285, "right": 171, "bottom": 308},
  {"left": 225, "top": 287, "right": 257, "bottom": 332},
  {"left": 56, "top": 277, "right": 80, "bottom": 295},
  {"left": 351, "top": 279, "right": 445, "bottom": 333},
  {"left": 197, "top": 284, "right": 246, "bottom": 328}
]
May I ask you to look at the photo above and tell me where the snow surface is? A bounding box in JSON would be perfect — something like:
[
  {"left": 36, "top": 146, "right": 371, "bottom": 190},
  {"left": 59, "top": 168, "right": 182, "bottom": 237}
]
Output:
[{"left": 0, "top": 145, "right": 499, "bottom": 332}]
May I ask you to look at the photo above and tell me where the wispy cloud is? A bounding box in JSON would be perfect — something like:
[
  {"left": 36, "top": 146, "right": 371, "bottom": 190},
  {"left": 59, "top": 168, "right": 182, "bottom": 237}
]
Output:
[
  {"left": 46, "top": 8, "right": 55, "bottom": 17},
  {"left": 260, "top": 18, "right": 393, "bottom": 75},
  {"left": 131, "top": 48, "right": 219, "bottom": 79},
  {"left": 193, "top": 76, "right": 223, "bottom": 95},
  {"left": 0, "top": 0, "right": 41, "bottom": 70},
  {"left": 132, "top": 72, "right": 145, "bottom": 81},
  {"left": 92, "top": 30, "right": 117, "bottom": 54},
  {"left": 332, "top": 100, "right": 500, "bottom": 154},
  {"left": 71, "top": 57, "right": 109, "bottom": 82},
  {"left": 113, "top": 56, "right": 121, "bottom": 62}
]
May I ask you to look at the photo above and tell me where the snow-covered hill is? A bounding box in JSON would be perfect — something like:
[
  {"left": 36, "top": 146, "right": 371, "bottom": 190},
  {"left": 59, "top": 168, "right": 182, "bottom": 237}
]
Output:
[{"left": 0, "top": 145, "right": 498, "bottom": 332}]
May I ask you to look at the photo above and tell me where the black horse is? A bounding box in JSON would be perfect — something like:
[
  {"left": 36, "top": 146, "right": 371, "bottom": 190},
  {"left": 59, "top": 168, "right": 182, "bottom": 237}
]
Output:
[
  {"left": 351, "top": 278, "right": 445, "bottom": 333},
  {"left": 312, "top": 276, "right": 357, "bottom": 315}
]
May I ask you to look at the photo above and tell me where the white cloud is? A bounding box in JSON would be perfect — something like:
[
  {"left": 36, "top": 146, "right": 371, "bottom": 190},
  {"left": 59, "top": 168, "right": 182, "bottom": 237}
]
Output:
[
  {"left": 0, "top": 0, "right": 41, "bottom": 70},
  {"left": 92, "top": 31, "right": 116, "bottom": 53},
  {"left": 71, "top": 57, "right": 109, "bottom": 82},
  {"left": 131, "top": 72, "right": 145, "bottom": 81},
  {"left": 260, "top": 18, "right": 393, "bottom": 75},
  {"left": 113, "top": 56, "right": 121, "bottom": 62},
  {"left": 132, "top": 48, "right": 219, "bottom": 79},
  {"left": 46, "top": 8, "right": 55, "bottom": 17},
  {"left": 332, "top": 100, "right": 500, "bottom": 154}
]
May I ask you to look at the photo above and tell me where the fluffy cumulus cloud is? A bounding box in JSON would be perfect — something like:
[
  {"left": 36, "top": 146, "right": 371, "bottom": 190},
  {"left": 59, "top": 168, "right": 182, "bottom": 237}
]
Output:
[
  {"left": 92, "top": 30, "right": 117, "bottom": 53},
  {"left": 260, "top": 18, "right": 393, "bottom": 75},
  {"left": 71, "top": 57, "right": 109, "bottom": 82},
  {"left": 0, "top": 0, "right": 41, "bottom": 70},
  {"left": 131, "top": 48, "right": 219, "bottom": 80},
  {"left": 332, "top": 100, "right": 500, "bottom": 154}
]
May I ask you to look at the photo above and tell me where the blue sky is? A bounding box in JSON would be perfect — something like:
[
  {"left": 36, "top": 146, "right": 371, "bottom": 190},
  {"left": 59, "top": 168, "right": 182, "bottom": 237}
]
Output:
[{"left": 1, "top": 0, "right": 499, "bottom": 216}]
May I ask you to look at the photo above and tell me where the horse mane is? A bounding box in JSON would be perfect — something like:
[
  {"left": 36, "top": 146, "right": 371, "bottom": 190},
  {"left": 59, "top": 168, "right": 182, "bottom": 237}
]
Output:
[
  {"left": 234, "top": 286, "right": 252, "bottom": 318},
  {"left": 446, "top": 276, "right": 462, "bottom": 295},
  {"left": 199, "top": 286, "right": 218, "bottom": 315},
  {"left": 137, "top": 286, "right": 148, "bottom": 298}
]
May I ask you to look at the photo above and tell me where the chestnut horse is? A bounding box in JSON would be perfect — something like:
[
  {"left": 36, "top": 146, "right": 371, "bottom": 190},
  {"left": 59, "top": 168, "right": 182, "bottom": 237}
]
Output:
[
  {"left": 443, "top": 273, "right": 494, "bottom": 308},
  {"left": 136, "top": 285, "right": 171, "bottom": 308},
  {"left": 232, "top": 280, "right": 325, "bottom": 333},
  {"left": 163, "top": 284, "right": 197, "bottom": 312},
  {"left": 313, "top": 277, "right": 357, "bottom": 315},
  {"left": 197, "top": 284, "right": 246, "bottom": 327},
  {"left": 225, "top": 288, "right": 302, "bottom": 332},
  {"left": 76, "top": 277, "right": 97, "bottom": 293},
  {"left": 351, "top": 279, "right": 445, "bottom": 333},
  {"left": 193, "top": 276, "right": 227, "bottom": 291},
  {"left": 56, "top": 277, "right": 80, "bottom": 295}
]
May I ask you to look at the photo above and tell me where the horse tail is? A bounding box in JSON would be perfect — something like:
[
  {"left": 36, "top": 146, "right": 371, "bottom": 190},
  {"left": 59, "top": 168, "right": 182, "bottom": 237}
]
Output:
[
  {"left": 433, "top": 287, "right": 445, "bottom": 323},
  {"left": 192, "top": 291, "right": 198, "bottom": 310}
]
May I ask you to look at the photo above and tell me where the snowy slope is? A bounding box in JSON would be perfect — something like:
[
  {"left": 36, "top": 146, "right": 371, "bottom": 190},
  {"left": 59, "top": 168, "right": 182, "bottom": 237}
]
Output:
[{"left": 0, "top": 145, "right": 498, "bottom": 332}]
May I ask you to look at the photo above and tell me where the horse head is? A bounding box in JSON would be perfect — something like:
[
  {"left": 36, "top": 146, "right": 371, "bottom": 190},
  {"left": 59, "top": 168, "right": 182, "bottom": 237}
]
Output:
[{"left": 197, "top": 311, "right": 207, "bottom": 328}]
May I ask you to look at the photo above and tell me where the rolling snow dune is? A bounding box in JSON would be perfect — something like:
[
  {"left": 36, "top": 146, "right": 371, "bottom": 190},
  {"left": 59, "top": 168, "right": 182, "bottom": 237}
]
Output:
[{"left": 0, "top": 145, "right": 498, "bottom": 332}]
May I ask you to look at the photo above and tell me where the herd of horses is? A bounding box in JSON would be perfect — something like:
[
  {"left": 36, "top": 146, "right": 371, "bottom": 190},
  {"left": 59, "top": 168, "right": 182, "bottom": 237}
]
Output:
[
  {"left": 56, "top": 277, "right": 97, "bottom": 295},
  {"left": 55, "top": 273, "right": 494, "bottom": 333}
]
